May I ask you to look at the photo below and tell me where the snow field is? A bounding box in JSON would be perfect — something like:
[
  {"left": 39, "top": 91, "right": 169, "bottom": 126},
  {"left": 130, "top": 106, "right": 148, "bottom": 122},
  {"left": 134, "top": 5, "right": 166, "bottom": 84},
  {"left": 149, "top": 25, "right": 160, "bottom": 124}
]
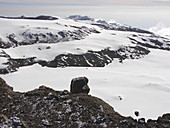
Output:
[
  {"left": 0, "top": 16, "right": 170, "bottom": 120},
  {"left": 1, "top": 49, "right": 170, "bottom": 120}
]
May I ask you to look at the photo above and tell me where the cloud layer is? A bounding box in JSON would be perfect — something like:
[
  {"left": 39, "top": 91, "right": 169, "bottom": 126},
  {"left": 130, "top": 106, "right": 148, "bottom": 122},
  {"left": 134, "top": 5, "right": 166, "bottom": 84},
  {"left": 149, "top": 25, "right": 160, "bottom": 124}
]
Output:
[{"left": 0, "top": 0, "right": 170, "bottom": 6}]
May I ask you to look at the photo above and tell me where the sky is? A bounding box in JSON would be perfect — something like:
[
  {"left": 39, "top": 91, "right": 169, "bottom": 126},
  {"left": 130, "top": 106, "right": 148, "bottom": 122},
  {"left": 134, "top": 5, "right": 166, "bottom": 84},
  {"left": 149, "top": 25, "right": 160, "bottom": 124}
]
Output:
[
  {"left": 0, "top": 0, "right": 170, "bottom": 6},
  {"left": 0, "top": 0, "right": 170, "bottom": 29}
]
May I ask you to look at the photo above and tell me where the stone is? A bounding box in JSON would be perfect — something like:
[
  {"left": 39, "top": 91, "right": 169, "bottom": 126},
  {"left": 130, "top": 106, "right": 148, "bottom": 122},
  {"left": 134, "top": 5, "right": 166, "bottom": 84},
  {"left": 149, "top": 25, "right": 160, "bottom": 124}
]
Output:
[
  {"left": 70, "top": 77, "right": 90, "bottom": 94},
  {"left": 134, "top": 111, "right": 140, "bottom": 117}
]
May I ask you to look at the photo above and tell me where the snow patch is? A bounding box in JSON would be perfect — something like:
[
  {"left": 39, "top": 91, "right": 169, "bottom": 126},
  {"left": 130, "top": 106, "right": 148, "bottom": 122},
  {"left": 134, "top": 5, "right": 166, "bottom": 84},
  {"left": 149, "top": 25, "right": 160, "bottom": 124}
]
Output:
[{"left": 149, "top": 23, "right": 170, "bottom": 37}]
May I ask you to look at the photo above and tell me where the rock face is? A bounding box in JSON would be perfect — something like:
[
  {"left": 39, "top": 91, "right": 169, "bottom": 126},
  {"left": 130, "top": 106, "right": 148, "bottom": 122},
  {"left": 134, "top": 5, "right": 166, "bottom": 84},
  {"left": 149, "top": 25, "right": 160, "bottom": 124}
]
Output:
[
  {"left": 0, "top": 45, "right": 151, "bottom": 74},
  {"left": 0, "top": 15, "right": 58, "bottom": 20},
  {"left": 70, "top": 77, "right": 90, "bottom": 94},
  {"left": 0, "top": 77, "right": 13, "bottom": 94},
  {"left": 0, "top": 77, "right": 170, "bottom": 128}
]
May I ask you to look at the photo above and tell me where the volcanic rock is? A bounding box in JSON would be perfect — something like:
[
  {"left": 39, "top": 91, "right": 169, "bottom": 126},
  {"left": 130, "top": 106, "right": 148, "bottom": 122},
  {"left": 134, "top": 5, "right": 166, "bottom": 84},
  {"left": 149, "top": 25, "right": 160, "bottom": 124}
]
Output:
[
  {"left": 70, "top": 77, "right": 90, "bottom": 94},
  {"left": 0, "top": 77, "right": 13, "bottom": 94},
  {"left": 0, "top": 77, "right": 170, "bottom": 128}
]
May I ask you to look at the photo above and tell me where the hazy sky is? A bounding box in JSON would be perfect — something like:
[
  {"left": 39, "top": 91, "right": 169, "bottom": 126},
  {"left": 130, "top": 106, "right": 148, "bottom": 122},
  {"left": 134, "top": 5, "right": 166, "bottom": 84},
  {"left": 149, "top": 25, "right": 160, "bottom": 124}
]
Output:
[
  {"left": 0, "top": 0, "right": 170, "bottom": 6},
  {"left": 0, "top": 0, "right": 170, "bottom": 29}
]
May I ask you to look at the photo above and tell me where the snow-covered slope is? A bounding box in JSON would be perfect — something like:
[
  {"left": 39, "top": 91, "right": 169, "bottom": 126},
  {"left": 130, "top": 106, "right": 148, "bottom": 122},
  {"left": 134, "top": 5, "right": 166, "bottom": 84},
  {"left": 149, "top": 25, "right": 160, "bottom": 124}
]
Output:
[
  {"left": 0, "top": 15, "right": 170, "bottom": 120},
  {"left": 0, "top": 16, "right": 99, "bottom": 48},
  {"left": 149, "top": 23, "right": 170, "bottom": 38},
  {"left": 0, "top": 15, "right": 169, "bottom": 74}
]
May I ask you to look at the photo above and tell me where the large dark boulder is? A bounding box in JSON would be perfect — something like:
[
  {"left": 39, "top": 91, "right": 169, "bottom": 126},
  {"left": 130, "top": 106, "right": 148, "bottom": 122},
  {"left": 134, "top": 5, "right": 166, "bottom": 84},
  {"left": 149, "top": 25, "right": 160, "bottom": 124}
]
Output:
[{"left": 70, "top": 77, "right": 90, "bottom": 94}]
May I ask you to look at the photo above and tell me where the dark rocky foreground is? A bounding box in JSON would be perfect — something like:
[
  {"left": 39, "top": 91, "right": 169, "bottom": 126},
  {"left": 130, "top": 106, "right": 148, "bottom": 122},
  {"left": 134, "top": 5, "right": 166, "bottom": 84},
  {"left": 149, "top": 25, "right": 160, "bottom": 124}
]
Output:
[{"left": 0, "top": 77, "right": 170, "bottom": 128}]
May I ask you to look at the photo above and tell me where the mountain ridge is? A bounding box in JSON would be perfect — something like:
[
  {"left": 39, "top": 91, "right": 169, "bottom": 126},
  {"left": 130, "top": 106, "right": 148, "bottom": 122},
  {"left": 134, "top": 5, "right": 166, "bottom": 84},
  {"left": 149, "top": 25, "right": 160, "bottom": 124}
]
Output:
[{"left": 0, "top": 15, "right": 169, "bottom": 74}]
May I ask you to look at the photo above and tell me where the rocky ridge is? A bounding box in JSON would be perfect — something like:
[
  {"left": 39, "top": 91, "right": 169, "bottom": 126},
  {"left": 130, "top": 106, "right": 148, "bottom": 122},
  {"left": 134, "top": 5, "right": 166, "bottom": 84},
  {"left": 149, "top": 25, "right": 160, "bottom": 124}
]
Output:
[
  {"left": 0, "top": 15, "right": 59, "bottom": 20},
  {"left": 0, "top": 25, "right": 100, "bottom": 49},
  {"left": 0, "top": 45, "right": 150, "bottom": 74},
  {"left": 0, "top": 77, "right": 170, "bottom": 128}
]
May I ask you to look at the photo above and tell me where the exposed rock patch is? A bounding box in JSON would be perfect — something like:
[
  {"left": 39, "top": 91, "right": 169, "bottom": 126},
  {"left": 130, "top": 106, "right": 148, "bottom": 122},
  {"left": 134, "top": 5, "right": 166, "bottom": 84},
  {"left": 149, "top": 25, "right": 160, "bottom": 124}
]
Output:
[
  {"left": 0, "top": 45, "right": 150, "bottom": 74},
  {"left": 91, "top": 23, "right": 153, "bottom": 34},
  {"left": 39, "top": 45, "right": 150, "bottom": 68},
  {"left": 0, "top": 15, "right": 58, "bottom": 20},
  {"left": 1, "top": 27, "right": 100, "bottom": 49}
]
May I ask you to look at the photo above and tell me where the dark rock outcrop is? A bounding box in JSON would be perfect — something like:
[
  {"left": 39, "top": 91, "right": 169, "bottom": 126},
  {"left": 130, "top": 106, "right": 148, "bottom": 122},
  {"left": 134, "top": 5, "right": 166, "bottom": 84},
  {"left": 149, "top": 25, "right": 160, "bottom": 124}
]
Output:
[
  {"left": 0, "top": 15, "right": 58, "bottom": 20},
  {"left": 70, "top": 77, "right": 90, "bottom": 94},
  {"left": 68, "top": 15, "right": 94, "bottom": 21},
  {"left": 91, "top": 23, "right": 153, "bottom": 34},
  {"left": 39, "top": 45, "right": 150, "bottom": 68},
  {"left": 0, "top": 45, "right": 151, "bottom": 74},
  {"left": 0, "top": 77, "right": 13, "bottom": 94}
]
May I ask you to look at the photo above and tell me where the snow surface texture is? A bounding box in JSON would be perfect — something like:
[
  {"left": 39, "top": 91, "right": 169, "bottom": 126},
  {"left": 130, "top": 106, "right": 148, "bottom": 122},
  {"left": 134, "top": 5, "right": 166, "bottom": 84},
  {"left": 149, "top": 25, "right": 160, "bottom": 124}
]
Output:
[{"left": 0, "top": 15, "right": 170, "bottom": 120}]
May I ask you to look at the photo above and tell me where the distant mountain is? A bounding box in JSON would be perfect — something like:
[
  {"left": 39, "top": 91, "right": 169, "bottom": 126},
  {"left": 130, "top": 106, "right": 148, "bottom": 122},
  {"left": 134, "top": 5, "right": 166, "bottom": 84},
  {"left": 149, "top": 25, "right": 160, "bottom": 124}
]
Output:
[
  {"left": 0, "top": 15, "right": 170, "bottom": 74},
  {"left": 0, "top": 15, "right": 58, "bottom": 20}
]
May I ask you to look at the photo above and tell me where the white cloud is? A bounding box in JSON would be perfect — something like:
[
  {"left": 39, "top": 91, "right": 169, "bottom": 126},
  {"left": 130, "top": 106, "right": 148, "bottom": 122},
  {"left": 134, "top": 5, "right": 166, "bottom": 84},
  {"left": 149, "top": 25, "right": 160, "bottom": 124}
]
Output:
[{"left": 149, "top": 23, "right": 170, "bottom": 37}]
